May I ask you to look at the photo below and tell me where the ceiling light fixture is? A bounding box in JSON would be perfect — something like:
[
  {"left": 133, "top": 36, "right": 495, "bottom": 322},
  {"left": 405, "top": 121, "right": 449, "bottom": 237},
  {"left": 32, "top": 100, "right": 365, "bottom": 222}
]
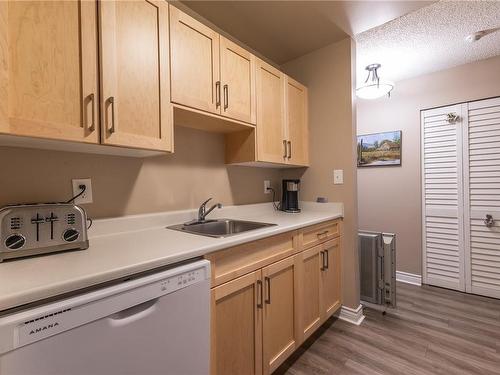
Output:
[
  {"left": 465, "top": 31, "right": 487, "bottom": 42},
  {"left": 465, "top": 27, "right": 500, "bottom": 43},
  {"left": 356, "top": 63, "right": 394, "bottom": 100}
]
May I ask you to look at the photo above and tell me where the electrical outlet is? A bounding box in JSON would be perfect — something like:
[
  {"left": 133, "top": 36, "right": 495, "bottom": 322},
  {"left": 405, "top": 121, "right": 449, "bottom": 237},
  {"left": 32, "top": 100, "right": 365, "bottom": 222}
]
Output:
[
  {"left": 71, "top": 178, "right": 93, "bottom": 204},
  {"left": 333, "top": 170, "right": 344, "bottom": 185},
  {"left": 264, "top": 180, "right": 271, "bottom": 194}
]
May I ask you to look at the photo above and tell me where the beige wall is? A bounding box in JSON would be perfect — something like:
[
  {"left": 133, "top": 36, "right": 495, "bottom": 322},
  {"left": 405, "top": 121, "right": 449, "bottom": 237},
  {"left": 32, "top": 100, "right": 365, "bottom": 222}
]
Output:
[
  {"left": 357, "top": 55, "right": 500, "bottom": 275},
  {"left": 0, "top": 126, "right": 282, "bottom": 218},
  {"left": 282, "top": 38, "right": 360, "bottom": 309}
]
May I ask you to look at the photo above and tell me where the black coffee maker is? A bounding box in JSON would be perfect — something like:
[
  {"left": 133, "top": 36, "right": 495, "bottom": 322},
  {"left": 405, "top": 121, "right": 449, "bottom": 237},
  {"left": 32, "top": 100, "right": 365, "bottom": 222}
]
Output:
[{"left": 281, "top": 179, "right": 301, "bottom": 213}]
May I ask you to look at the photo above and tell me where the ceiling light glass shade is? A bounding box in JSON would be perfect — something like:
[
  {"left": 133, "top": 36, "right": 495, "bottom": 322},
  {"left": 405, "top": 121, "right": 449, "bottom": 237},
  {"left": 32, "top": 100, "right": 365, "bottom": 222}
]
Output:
[
  {"left": 356, "top": 63, "right": 394, "bottom": 99},
  {"left": 356, "top": 81, "right": 395, "bottom": 99}
]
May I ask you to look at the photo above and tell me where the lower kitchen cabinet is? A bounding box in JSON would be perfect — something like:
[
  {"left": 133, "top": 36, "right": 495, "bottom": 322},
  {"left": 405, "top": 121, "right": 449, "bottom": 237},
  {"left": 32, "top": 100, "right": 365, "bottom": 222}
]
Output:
[
  {"left": 208, "top": 221, "right": 342, "bottom": 375},
  {"left": 262, "top": 256, "right": 300, "bottom": 374},
  {"left": 320, "top": 238, "right": 342, "bottom": 320},
  {"left": 297, "top": 245, "right": 322, "bottom": 341},
  {"left": 212, "top": 270, "right": 263, "bottom": 375},
  {"left": 211, "top": 257, "right": 300, "bottom": 375}
]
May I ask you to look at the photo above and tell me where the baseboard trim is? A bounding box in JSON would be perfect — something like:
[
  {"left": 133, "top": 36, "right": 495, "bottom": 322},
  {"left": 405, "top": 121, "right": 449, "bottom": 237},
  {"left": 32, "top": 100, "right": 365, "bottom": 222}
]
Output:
[
  {"left": 396, "top": 271, "right": 422, "bottom": 286},
  {"left": 336, "top": 304, "right": 365, "bottom": 326}
]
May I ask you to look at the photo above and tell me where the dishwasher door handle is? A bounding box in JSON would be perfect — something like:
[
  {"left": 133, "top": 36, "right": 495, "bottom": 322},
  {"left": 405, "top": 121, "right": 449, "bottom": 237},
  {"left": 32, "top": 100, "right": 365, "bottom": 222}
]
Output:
[{"left": 108, "top": 298, "right": 159, "bottom": 327}]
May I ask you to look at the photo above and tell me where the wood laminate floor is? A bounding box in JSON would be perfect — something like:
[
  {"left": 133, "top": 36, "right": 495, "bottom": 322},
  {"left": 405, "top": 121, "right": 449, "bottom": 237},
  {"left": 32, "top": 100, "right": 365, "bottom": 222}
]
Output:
[{"left": 275, "top": 282, "right": 500, "bottom": 375}]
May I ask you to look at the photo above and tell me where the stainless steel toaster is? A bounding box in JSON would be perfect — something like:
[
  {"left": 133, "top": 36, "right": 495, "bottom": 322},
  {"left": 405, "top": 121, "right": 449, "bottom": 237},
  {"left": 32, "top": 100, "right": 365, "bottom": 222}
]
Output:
[{"left": 0, "top": 203, "right": 89, "bottom": 262}]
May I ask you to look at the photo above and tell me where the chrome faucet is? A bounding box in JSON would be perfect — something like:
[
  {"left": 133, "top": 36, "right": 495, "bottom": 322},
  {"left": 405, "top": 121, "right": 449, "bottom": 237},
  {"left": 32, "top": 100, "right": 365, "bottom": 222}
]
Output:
[{"left": 185, "top": 198, "right": 222, "bottom": 225}]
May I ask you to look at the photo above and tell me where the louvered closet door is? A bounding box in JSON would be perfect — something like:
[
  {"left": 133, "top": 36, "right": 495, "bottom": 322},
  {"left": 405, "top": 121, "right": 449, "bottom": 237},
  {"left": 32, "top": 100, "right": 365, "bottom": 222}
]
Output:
[
  {"left": 464, "top": 97, "right": 500, "bottom": 298},
  {"left": 421, "top": 104, "right": 466, "bottom": 291}
]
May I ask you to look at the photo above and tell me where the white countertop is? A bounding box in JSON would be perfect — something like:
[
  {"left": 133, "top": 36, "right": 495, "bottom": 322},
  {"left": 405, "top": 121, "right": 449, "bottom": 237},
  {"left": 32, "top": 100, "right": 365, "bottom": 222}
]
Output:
[{"left": 0, "top": 202, "right": 343, "bottom": 312}]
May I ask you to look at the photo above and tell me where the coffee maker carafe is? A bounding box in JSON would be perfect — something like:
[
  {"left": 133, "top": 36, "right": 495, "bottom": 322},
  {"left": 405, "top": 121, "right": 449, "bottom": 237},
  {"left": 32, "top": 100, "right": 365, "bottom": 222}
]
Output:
[{"left": 281, "top": 179, "right": 300, "bottom": 213}]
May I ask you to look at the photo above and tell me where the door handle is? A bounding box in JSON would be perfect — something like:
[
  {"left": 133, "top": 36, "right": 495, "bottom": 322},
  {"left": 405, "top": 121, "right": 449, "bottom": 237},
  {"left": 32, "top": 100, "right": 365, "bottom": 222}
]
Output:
[
  {"left": 257, "top": 279, "right": 263, "bottom": 308},
  {"left": 320, "top": 251, "right": 326, "bottom": 271},
  {"left": 88, "top": 93, "right": 95, "bottom": 132},
  {"left": 215, "top": 81, "right": 221, "bottom": 108},
  {"left": 484, "top": 214, "right": 495, "bottom": 228},
  {"left": 223, "top": 84, "right": 229, "bottom": 110},
  {"left": 264, "top": 277, "right": 271, "bottom": 304},
  {"left": 324, "top": 249, "right": 329, "bottom": 270},
  {"left": 283, "top": 140, "right": 287, "bottom": 158},
  {"left": 108, "top": 97, "right": 116, "bottom": 134},
  {"left": 287, "top": 141, "right": 292, "bottom": 159}
]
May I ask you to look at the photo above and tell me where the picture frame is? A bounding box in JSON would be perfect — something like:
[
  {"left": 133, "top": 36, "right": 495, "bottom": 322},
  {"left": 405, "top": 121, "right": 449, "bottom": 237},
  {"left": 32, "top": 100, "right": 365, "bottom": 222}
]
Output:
[{"left": 357, "top": 130, "right": 402, "bottom": 167}]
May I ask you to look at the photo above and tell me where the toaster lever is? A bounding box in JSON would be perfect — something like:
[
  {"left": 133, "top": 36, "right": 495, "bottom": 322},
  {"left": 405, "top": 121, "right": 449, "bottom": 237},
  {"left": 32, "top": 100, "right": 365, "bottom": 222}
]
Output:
[
  {"left": 31, "top": 213, "right": 45, "bottom": 241},
  {"left": 45, "top": 212, "right": 59, "bottom": 240}
]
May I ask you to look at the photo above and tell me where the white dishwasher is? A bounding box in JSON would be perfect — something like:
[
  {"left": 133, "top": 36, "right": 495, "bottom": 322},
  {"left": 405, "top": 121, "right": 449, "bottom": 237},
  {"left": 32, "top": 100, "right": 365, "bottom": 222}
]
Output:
[{"left": 0, "top": 259, "right": 210, "bottom": 375}]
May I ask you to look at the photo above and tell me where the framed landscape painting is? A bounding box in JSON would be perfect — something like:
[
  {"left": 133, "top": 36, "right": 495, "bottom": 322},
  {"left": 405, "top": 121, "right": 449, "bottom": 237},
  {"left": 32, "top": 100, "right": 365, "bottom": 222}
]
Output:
[{"left": 357, "top": 130, "right": 402, "bottom": 167}]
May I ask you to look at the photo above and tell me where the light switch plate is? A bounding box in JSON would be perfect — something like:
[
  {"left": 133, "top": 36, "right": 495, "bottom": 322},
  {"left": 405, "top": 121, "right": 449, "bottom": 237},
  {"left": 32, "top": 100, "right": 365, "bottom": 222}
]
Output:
[
  {"left": 333, "top": 170, "right": 344, "bottom": 185},
  {"left": 72, "top": 178, "right": 93, "bottom": 204}
]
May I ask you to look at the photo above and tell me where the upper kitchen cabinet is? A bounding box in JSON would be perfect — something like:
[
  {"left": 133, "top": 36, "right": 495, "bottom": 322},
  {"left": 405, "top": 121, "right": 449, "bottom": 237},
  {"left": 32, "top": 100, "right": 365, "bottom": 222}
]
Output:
[
  {"left": 255, "top": 59, "right": 286, "bottom": 164},
  {"left": 170, "top": 6, "right": 220, "bottom": 115},
  {"left": 285, "top": 77, "right": 309, "bottom": 166},
  {"left": 226, "top": 71, "right": 309, "bottom": 167},
  {"left": 170, "top": 6, "right": 256, "bottom": 126},
  {"left": 0, "top": 1, "right": 99, "bottom": 144},
  {"left": 99, "top": 0, "right": 173, "bottom": 152},
  {"left": 220, "top": 36, "right": 256, "bottom": 124}
]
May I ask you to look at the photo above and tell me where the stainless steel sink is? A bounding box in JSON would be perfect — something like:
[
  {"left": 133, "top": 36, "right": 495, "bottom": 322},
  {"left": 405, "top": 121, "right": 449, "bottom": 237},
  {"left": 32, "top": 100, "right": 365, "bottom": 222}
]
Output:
[{"left": 167, "top": 219, "right": 276, "bottom": 238}]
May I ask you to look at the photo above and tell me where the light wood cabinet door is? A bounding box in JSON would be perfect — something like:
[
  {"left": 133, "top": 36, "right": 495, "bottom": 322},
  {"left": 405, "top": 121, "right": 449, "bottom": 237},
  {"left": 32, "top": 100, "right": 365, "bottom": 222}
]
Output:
[
  {"left": 297, "top": 245, "right": 322, "bottom": 342},
  {"left": 320, "top": 238, "right": 342, "bottom": 321},
  {"left": 212, "top": 270, "right": 263, "bottom": 375},
  {"left": 1, "top": 1, "right": 98, "bottom": 143},
  {"left": 220, "top": 36, "right": 256, "bottom": 124},
  {"left": 99, "top": 0, "right": 172, "bottom": 152},
  {"left": 285, "top": 76, "right": 309, "bottom": 166},
  {"left": 170, "top": 5, "right": 220, "bottom": 114},
  {"left": 255, "top": 59, "right": 286, "bottom": 164},
  {"left": 262, "top": 256, "right": 299, "bottom": 374}
]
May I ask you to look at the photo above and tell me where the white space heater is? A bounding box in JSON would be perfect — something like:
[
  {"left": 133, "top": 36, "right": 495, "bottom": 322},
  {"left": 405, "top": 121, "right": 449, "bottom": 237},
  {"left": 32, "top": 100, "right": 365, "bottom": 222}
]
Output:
[{"left": 359, "top": 231, "right": 396, "bottom": 307}]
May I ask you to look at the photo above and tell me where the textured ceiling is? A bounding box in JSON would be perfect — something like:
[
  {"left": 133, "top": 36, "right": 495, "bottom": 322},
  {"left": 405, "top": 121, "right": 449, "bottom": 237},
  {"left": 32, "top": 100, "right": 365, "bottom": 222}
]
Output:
[
  {"left": 181, "top": 1, "right": 433, "bottom": 65},
  {"left": 356, "top": 1, "right": 500, "bottom": 84}
]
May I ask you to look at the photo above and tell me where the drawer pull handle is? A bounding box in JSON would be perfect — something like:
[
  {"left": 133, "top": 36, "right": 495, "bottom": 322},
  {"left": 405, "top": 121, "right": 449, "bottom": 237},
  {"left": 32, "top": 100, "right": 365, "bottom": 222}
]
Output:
[
  {"left": 257, "top": 280, "right": 263, "bottom": 308},
  {"left": 317, "top": 230, "right": 329, "bottom": 238},
  {"left": 265, "top": 277, "right": 271, "bottom": 304}
]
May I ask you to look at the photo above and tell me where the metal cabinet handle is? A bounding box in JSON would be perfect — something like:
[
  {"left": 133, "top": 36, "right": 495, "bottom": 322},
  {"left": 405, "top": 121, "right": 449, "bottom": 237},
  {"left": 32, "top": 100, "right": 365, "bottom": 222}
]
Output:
[
  {"left": 324, "top": 249, "right": 329, "bottom": 270},
  {"left": 317, "top": 230, "right": 329, "bottom": 238},
  {"left": 484, "top": 214, "right": 495, "bottom": 228},
  {"left": 215, "top": 81, "right": 221, "bottom": 108},
  {"left": 88, "top": 93, "right": 95, "bottom": 131},
  {"left": 320, "top": 251, "right": 326, "bottom": 271},
  {"left": 257, "top": 279, "right": 263, "bottom": 308},
  {"left": 287, "top": 141, "right": 292, "bottom": 159},
  {"left": 265, "top": 277, "right": 271, "bottom": 304},
  {"left": 223, "top": 84, "right": 228, "bottom": 110},
  {"left": 283, "top": 140, "right": 287, "bottom": 158},
  {"left": 108, "top": 97, "right": 116, "bottom": 134}
]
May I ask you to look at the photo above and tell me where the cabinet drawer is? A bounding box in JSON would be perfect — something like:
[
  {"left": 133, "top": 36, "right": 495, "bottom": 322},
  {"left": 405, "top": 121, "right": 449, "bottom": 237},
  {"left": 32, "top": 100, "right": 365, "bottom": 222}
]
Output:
[
  {"left": 205, "top": 231, "right": 298, "bottom": 287},
  {"left": 301, "top": 220, "right": 341, "bottom": 250}
]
